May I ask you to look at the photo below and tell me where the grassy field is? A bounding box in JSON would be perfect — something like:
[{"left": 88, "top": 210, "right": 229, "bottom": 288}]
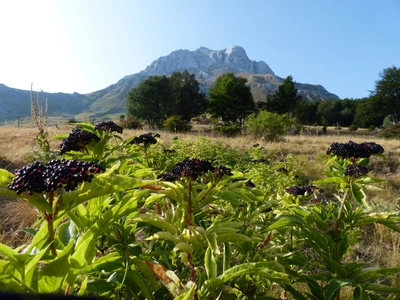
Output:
[{"left": 0, "top": 124, "right": 400, "bottom": 298}]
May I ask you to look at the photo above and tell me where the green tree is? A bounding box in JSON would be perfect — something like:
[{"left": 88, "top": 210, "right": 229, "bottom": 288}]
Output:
[
  {"left": 261, "top": 75, "right": 302, "bottom": 116},
  {"left": 316, "top": 100, "right": 342, "bottom": 126},
  {"left": 352, "top": 97, "right": 382, "bottom": 128},
  {"left": 126, "top": 71, "right": 206, "bottom": 130},
  {"left": 370, "top": 66, "right": 400, "bottom": 123},
  {"left": 126, "top": 75, "right": 173, "bottom": 129},
  {"left": 293, "top": 100, "right": 319, "bottom": 125},
  {"left": 170, "top": 70, "right": 206, "bottom": 122},
  {"left": 207, "top": 72, "right": 256, "bottom": 126}
]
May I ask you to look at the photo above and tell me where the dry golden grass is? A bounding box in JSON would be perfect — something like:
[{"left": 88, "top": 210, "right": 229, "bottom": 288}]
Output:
[{"left": 0, "top": 197, "right": 38, "bottom": 247}]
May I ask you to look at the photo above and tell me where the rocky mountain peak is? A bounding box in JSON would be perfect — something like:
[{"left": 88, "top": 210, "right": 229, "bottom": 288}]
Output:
[{"left": 140, "top": 45, "right": 275, "bottom": 78}]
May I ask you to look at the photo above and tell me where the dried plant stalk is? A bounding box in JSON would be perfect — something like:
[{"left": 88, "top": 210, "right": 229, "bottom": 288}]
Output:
[{"left": 30, "top": 83, "right": 48, "bottom": 133}]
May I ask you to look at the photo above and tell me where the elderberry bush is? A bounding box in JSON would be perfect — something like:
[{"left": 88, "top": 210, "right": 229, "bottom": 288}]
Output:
[
  {"left": 326, "top": 141, "right": 384, "bottom": 160},
  {"left": 59, "top": 127, "right": 100, "bottom": 154},
  {"left": 129, "top": 132, "right": 160, "bottom": 146},
  {"left": 8, "top": 159, "right": 105, "bottom": 195},
  {"left": 95, "top": 121, "right": 123, "bottom": 134},
  {"left": 344, "top": 163, "right": 369, "bottom": 178}
]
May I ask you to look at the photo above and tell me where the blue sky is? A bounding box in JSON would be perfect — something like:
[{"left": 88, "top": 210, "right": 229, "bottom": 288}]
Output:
[{"left": 0, "top": 0, "right": 399, "bottom": 99}]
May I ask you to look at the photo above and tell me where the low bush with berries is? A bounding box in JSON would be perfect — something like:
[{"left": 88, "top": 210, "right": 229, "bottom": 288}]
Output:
[{"left": 0, "top": 123, "right": 399, "bottom": 299}]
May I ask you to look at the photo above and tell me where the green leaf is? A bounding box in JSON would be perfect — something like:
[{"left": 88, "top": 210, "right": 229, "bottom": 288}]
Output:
[
  {"left": 24, "top": 245, "right": 51, "bottom": 292},
  {"left": 38, "top": 240, "right": 75, "bottom": 293},
  {"left": 147, "top": 231, "right": 182, "bottom": 244},
  {"left": 134, "top": 214, "right": 178, "bottom": 235},
  {"left": 173, "top": 283, "right": 196, "bottom": 300},
  {"left": 125, "top": 270, "right": 155, "bottom": 300},
  {"left": 353, "top": 286, "right": 368, "bottom": 300},
  {"left": 71, "top": 194, "right": 139, "bottom": 268},
  {"left": 173, "top": 242, "right": 194, "bottom": 255},
  {"left": 144, "top": 193, "right": 166, "bottom": 206},
  {"left": 215, "top": 190, "right": 241, "bottom": 207},
  {"left": 350, "top": 183, "right": 368, "bottom": 207},
  {"left": 0, "top": 168, "right": 14, "bottom": 185},
  {"left": 363, "top": 283, "right": 400, "bottom": 293},
  {"left": 0, "top": 243, "right": 20, "bottom": 265},
  {"left": 205, "top": 247, "right": 217, "bottom": 280},
  {"left": 206, "top": 232, "right": 219, "bottom": 255},
  {"left": 314, "top": 176, "right": 346, "bottom": 185},
  {"left": 218, "top": 262, "right": 289, "bottom": 286},
  {"left": 266, "top": 215, "right": 307, "bottom": 231},
  {"left": 325, "top": 278, "right": 352, "bottom": 300},
  {"left": 80, "top": 252, "right": 122, "bottom": 273},
  {"left": 131, "top": 258, "right": 158, "bottom": 292},
  {"left": 216, "top": 233, "right": 251, "bottom": 244},
  {"left": 58, "top": 221, "right": 77, "bottom": 247},
  {"left": 353, "top": 267, "right": 400, "bottom": 284},
  {"left": 223, "top": 243, "right": 231, "bottom": 273},
  {"left": 62, "top": 171, "right": 153, "bottom": 209}
]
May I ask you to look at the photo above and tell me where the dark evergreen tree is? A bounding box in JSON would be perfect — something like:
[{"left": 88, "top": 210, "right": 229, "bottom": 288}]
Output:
[{"left": 262, "top": 75, "right": 302, "bottom": 117}]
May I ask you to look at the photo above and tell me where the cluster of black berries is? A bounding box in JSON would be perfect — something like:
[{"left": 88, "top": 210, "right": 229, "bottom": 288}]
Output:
[
  {"left": 213, "top": 165, "right": 233, "bottom": 178},
  {"left": 326, "top": 141, "right": 384, "bottom": 160},
  {"left": 344, "top": 163, "right": 369, "bottom": 178},
  {"left": 129, "top": 133, "right": 160, "bottom": 145},
  {"left": 158, "top": 158, "right": 232, "bottom": 181},
  {"left": 59, "top": 127, "right": 100, "bottom": 154},
  {"left": 285, "top": 185, "right": 319, "bottom": 196},
  {"left": 8, "top": 159, "right": 105, "bottom": 195},
  {"left": 250, "top": 158, "right": 269, "bottom": 164},
  {"left": 95, "top": 121, "right": 123, "bottom": 134},
  {"left": 245, "top": 180, "right": 256, "bottom": 188}
]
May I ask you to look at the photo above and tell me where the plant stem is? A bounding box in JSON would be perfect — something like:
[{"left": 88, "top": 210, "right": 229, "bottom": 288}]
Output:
[
  {"left": 333, "top": 189, "right": 349, "bottom": 300},
  {"left": 188, "top": 177, "right": 193, "bottom": 222},
  {"left": 47, "top": 191, "right": 57, "bottom": 256}
]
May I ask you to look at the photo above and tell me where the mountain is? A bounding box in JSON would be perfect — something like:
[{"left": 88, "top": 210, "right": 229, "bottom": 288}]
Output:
[{"left": 0, "top": 46, "right": 339, "bottom": 122}]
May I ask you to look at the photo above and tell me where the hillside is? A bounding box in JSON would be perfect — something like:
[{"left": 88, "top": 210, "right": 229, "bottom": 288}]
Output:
[{"left": 0, "top": 46, "right": 339, "bottom": 123}]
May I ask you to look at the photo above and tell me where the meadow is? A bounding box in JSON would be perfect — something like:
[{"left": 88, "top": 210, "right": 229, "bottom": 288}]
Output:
[{"left": 0, "top": 123, "right": 400, "bottom": 299}]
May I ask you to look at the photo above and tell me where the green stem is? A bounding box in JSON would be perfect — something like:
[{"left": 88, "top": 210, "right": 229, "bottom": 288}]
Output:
[
  {"left": 188, "top": 177, "right": 193, "bottom": 222},
  {"left": 333, "top": 189, "right": 349, "bottom": 300},
  {"left": 47, "top": 191, "right": 57, "bottom": 256}
]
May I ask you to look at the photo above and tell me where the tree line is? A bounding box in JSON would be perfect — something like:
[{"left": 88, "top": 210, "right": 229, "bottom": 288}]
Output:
[{"left": 125, "top": 66, "right": 400, "bottom": 132}]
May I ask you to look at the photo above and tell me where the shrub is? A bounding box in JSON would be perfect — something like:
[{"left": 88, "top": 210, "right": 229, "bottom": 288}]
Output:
[
  {"left": 349, "top": 124, "right": 358, "bottom": 131},
  {"left": 213, "top": 124, "right": 241, "bottom": 137},
  {"left": 246, "top": 110, "right": 291, "bottom": 142},
  {"left": 120, "top": 114, "right": 143, "bottom": 129},
  {"left": 163, "top": 115, "right": 192, "bottom": 132}
]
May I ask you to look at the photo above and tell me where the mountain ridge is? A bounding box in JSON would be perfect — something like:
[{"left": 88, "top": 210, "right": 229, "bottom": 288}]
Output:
[{"left": 0, "top": 46, "right": 339, "bottom": 123}]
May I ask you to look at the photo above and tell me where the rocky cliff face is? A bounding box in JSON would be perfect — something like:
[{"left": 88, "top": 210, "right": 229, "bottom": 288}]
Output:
[{"left": 141, "top": 46, "right": 275, "bottom": 78}]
